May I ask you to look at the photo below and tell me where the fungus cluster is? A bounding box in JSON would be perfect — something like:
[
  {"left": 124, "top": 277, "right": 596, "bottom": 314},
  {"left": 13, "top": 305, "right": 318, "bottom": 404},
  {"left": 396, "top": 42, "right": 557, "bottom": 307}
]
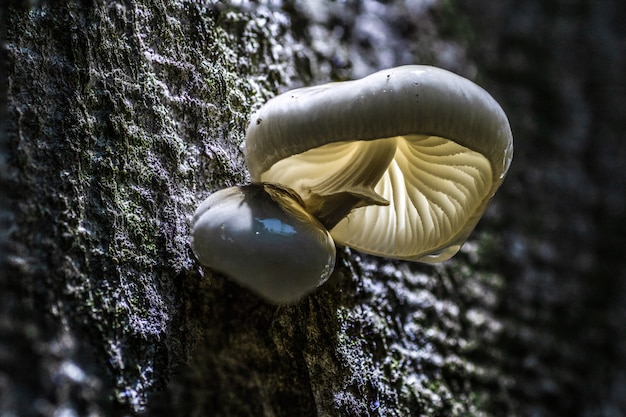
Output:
[{"left": 192, "top": 65, "right": 513, "bottom": 304}]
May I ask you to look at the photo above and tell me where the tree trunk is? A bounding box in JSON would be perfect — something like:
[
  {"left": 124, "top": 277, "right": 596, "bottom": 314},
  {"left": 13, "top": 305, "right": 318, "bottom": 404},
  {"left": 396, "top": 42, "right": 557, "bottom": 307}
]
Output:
[{"left": 1, "top": 1, "right": 624, "bottom": 416}]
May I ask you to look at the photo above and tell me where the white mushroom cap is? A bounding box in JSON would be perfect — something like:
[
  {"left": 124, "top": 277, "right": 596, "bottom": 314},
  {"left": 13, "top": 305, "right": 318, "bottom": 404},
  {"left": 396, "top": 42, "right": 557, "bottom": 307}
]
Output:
[
  {"left": 245, "top": 65, "right": 513, "bottom": 262},
  {"left": 191, "top": 184, "right": 336, "bottom": 303}
]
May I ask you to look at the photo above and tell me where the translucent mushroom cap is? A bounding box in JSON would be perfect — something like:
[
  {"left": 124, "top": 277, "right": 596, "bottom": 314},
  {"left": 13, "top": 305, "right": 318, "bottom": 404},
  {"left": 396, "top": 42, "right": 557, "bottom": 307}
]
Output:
[{"left": 245, "top": 65, "right": 513, "bottom": 262}]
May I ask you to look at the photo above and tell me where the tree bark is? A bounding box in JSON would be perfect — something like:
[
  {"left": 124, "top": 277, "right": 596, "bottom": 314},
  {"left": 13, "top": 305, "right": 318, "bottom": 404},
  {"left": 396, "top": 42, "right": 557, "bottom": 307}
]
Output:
[{"left": 1, "top": 1, "right": 624, "bottom": 416}]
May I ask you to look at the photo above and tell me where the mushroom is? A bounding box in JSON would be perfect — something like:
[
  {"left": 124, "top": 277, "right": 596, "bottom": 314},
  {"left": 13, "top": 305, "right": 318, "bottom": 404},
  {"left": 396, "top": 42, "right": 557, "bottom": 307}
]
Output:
[
  {"left": 245, "top": 65, "right": 513, "bottom": 262},
  {"left": 191, "top": 183, "right": 335, "bottom": 304},
  {"left": 192, "top": 65, "right": 513, "bottom": 303}
]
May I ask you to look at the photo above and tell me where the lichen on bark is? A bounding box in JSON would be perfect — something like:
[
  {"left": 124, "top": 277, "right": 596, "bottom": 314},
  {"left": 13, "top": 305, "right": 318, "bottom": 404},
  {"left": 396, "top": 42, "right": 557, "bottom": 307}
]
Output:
[{"left": 3, "top": 0, "right": 296, "bottom": 412}]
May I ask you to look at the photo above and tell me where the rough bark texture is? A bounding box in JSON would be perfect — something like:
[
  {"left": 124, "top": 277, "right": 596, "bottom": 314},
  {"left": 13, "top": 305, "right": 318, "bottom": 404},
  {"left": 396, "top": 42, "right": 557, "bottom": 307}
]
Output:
[{"left": 1, "top": 1, "right": 624, "bottom": 417}]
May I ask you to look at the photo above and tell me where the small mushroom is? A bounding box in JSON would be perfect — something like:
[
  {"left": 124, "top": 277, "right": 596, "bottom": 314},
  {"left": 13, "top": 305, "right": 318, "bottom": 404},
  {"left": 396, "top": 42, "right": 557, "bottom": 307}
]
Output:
[
  {"left": 245, "top": 65, "right": 513, "bottom": 262},
  {"left": 191, "top": 183, "right": 335, "bottom": 303}
]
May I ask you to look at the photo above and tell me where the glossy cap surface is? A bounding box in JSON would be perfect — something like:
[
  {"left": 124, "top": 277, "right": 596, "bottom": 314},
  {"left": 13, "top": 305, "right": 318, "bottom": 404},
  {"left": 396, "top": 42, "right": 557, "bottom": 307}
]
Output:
[{"left": 191, "top": 184, "right": 336, "bottom": 303}]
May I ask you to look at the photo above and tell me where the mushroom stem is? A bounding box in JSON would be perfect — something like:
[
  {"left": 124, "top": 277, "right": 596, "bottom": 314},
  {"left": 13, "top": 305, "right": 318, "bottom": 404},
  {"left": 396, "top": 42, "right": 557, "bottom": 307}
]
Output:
[
  {"left": 306, "top": 192, "right": 368, "bottom": 230},
  {"left": 262, "top": 137, "right": 397, "bottom": 230}
]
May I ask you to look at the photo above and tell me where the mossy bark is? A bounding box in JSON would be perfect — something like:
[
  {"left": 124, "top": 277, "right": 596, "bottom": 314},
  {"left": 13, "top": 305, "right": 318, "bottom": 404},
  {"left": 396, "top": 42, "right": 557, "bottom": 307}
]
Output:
[{"left": 1, "top": 1, "right": 624, "bottom": 416}]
